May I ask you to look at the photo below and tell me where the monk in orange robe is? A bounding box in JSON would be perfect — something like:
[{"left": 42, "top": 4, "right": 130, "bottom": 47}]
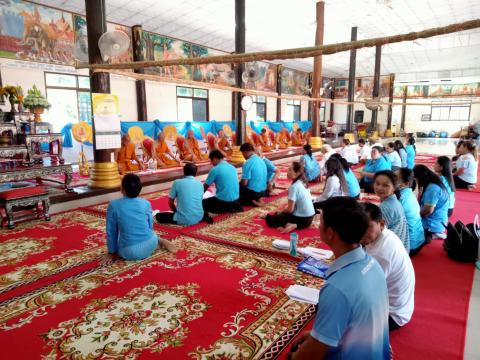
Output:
[
  {"left": 216, "top": 130, "right": 233, "bottom": 157},
  {"left": 186, "top": 130, "right": 208, "bottom": 161},
  {"left": 117, "top": 135, "right": 144, "bottom": 174},
  {"left": 155, "top": 132, "right": 180, "bottom": 167},
  {"left": 291, "top": 128, "right": 304, "bottom": 146},
  {"left": 276, "top": 128, "right": 291, "bottom": 149},
  {"left": 259, "top": 128, "right": 272, "bottom": 152}
]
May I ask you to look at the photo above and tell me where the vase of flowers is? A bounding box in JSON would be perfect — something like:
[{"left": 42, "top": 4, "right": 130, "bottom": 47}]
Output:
[
  {"left": 15, "top": 86, "right": 24, "bottom": 112},
  {"left": 23, "top": 85, "right": 51, "bottom": 123}
]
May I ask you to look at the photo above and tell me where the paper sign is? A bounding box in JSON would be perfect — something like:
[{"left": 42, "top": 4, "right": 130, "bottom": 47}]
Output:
[{"left": 92, "top": 93, "right": 121, "bottom": 149}]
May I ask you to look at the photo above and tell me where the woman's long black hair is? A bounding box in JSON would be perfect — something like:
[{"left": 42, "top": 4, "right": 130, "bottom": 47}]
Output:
[
  {"left": 324, "top": 157, "right": 349, "bottom": 194},
  {"left": 436, "top": 156, "right": 455, "bottom": 192},
  {"left": 303, "top": 144, "right": 313, "bottom": 159},
  {"left": 407, "top": 136, "right": 416, "bottom": 152},
  {"left": 291, "top": 161, "right": 308, "bottom": 187},
  {"left": 413, "top": 164, "right": 447, "bottom": 200}
]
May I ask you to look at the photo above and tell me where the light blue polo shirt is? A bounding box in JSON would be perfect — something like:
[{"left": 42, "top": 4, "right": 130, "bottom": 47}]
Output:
[
  {"left": 288, "top": 180, "right": 315, "bottom": 217},
  {"left": 440, "top": 175, "right": 455, "bottom": 210},
  {"left": 169, "top": 176, "right": 204, "bottom": 225},
  {"left": 205, "top": 160, "right": 239, "bottom": 202},
  {"left": 399, "top": 187, "right": 425, "bottom": 251},
  {"left": 301, "top": 154, "right": 321, "bottom": 182},
  {"left": 387, "top": 151, "right": 402, "bottom": 168},
  {"left": 264, "top": 158, "right": 277, "bottom": 182},
  {"left": 399, "top": 148, "right": 408, "bottom": 168},
  {"left": 421, "top": 183, "right": 449, "bottom": 233},
  {"left": 380, "top": 195, "right": 410, "bottom": 253},
  {"left": 312, "top": 246, "right": 390, "bottom": 359},
  {"left": 363, "top": 156, "right": 391, "bottom": 183},
  {"left": 405, "top": 145, "right": 416, "bottom": 169},
  {"left": 242, "top": 154, "right": 267, "bottom": 193},
  {"left": 344, "top": 169, "right": 360, "bottom": 197}
]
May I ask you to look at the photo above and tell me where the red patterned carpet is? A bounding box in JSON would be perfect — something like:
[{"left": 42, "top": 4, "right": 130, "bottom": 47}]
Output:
[{"left": 0, "top": 152, "right": 477, "bottom": 359}]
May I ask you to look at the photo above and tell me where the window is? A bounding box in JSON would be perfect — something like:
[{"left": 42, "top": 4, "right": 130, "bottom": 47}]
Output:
[
  {"left": 285, "top": 99, "right": 301, "bottom": 121},
  {"left": 45, "top": 72, "right": 91, "bottom": 132},
  {"left": 176, "top": 86, "right": 208, "bottom": 121},
  {"left": 428, "top": 99, "right": 471, "bottom": 121},
  {"left": 246, "top": 95, "right": 266, "bottom": 121}
]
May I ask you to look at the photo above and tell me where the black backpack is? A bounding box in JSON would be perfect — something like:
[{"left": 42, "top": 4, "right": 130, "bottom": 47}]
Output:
[{"left": 443, "top": 220, "right": 479, "bottom": 263}]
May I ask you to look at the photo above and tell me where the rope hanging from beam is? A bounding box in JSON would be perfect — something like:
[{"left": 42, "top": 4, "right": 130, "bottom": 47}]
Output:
[
  {"left": 78, "top": 19, "right": 480, "bottom": 70},
  {"left": 99, "top": 69, "right": 480, "bottom": 106}
]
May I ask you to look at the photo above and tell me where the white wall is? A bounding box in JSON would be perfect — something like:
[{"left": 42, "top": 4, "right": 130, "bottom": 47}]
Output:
[
  {"left": 209, "top": 88, "right": 231, "bottom": 121},
  {"left": 301, "top": 100, "right": 309, "bottom": 120},
  {"left": 145, "top": 81, "right": 177, "bottom": 121},
  {"left": 110, "top": 75, "right": 137, "bottom": 121},
  {"left": 266, "top": 96, "right": 277, "bottom": 121}
]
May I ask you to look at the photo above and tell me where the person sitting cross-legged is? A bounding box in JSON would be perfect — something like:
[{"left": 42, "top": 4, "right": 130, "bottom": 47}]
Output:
[
  {"left": 107, "top": 174, "right": 176, "bottom": 260},
  {"left": 361, "top": 202, "right": 416, "bottom": 331},
  {"left": 239, "top": 142, "right": 268, "bottom": 207},
  {"left": 202, "top": 150, "right": 243, "bottom": 214},
  {"left": 155, "top": 163, "right": 207, "bottom": 225},
  {"left": 289, "top": 197, "right": 390, "bottom": 360},
  {"left": 117, "top": 134, "right": 145, "bottom": 174},
  {"left": 360, "top": 145, "right": 392, "bottom": 193},
  {"left": 265, "top": 161, "right": 315, "bottom": 233}
]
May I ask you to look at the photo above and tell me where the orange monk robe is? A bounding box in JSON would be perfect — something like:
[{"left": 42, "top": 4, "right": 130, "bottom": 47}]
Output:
[
  {"left": 117, "top": 142, "right": 140, "bottom": 174},
  {"left": 186, "top": 137, "right": 208, "bottom": 161},
  {"left": 259, "top": 133, "right": 272, "bottom": 152},
  {"left": 218, "top": 137, "right": 233, "bottom": 156},
  {"left": 291, "top": 131, "right": 304, "bottom": 146},
  {"left": 277, "top": 132, "right": 291, "bottom": 149},
  {"left": 155, "top": 140, "right": 178, "bottom": 167}
]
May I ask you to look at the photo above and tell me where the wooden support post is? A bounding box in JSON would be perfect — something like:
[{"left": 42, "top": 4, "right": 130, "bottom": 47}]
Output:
[
  {"left": 346, "top": 26, "right": 357, "bottom": 134},
  {"left": 132, "top": 25, "right": 148, "bottom": 121},
  {"left": 400, "top": 85, "right": 407, "bottom": 134},
  {"left": 86, "top": 0, "right": 120, "bottom": 189},
  {"left": 276, "top": 65, "right": 282, "bottom": 121},
  {"left": 371, "top": 44, "right": 382, "bottom": 132},
  {"left": 386, "top": 73, "right": 395, "bottom": 135},
  {"left": 310, "top": 0, "right": 325, "bottom": 149},
  {"left": 330, "top": 78, "right": 335, "bottom": 123}
]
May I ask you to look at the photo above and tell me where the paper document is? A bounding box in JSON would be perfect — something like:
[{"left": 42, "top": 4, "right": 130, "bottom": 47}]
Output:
[{"left": 285, "top": 285, "right": 320, "bottom": 305}]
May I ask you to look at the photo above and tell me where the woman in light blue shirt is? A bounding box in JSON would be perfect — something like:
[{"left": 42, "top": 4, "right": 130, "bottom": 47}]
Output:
[
  {"left": 397, "top": 168, "right": 426, "bottom": 255},
  {"left": 265, "top": 161, "right": 315, "bottom": 233},
  {"left": 300, "top": 144, "right": 321, "bottom": 182},
  {"left": 385, "top": 142, "right": 402, "bottom": 171},
  {"left": 413, "top": 165, "right": 449, "bottom": 243},
  {"left": 373, "top": 171, "right": 410, "bottom": 252},
  {"left": 405, "top": 137, "right": 416, "bottom": 170},
  {"left": 107, "top": 174, "right": 176, "bottom": 260},
  {"left": 331, "top": 153, "right": 360, "bottom": 198},
  {"left": 394, "top": 140, "right": 408, "bottom": 168},
  {"left": 434, "top": 156, "right": 455, "bottom": 217},
  {"left": 360, "top": 146, "right": 392, "bottom": 193}
]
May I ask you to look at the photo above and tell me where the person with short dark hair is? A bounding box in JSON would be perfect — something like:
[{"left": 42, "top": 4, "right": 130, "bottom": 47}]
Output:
[
  {"left": 358, "top": 138, "right": 371, "bottom": 163},
  {"left": 301, "top": 144, "right": 321, "bottom": 182},
  {"left": 256, "top": 148, "right": 279, "bottom": 195},
  {"left": 360, "top": 146, "right": 392, "bottom": 193},
  {"left": 385, "top": 142, "right": 402, "bottom": 171},
  {"left": 239, "top": 142, "right": 268, "bottom": 206},
  {"left": 339, "top": 138, "right": 359, "bottom": 166},
  {"left": 394, "top": 140, "right": 408, "bottom": 168},
  {"left": 155, "top": 163, "right": 206, "bottom": 225},
  {"left": 289, "top": 197, "right": 390, "bottom": 359},
  {"left": 265, "top": 161, "right": 315, "bottom": 233},
  {"left": 203, "top": 149, "right": 243, "bottom": 214},
  {"left": 107, "top": 174, "right": 176, "bottom": 260},
  {"left": 396, "top": 168, "right": 426, "bottom": 255},
  {"left": 361, "top": 202, "right": 415, "bottom": 331}
]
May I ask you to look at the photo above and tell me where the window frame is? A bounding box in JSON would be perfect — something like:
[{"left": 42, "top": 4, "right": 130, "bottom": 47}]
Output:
[
  {"left": 286, "top": 99, "right": 301, "bottom": 121},
  {"left": 176, "top": 85, "right": 209, "bottom": 121},
  {"left": 428, "top": 99, "right": 471, "bottom": 121}
]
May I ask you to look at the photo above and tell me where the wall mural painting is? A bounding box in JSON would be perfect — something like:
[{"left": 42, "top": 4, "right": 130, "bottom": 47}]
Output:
[
  {"left": 450, "top": 83, "right": 480, "bottom": 96},
  {"left": 141, "top": 31, "right": 192, "bottom": 79},
  {"left": 0, "top": 0, "right": 74, "bottom": 65},
  {"left": 191, "top": 45, "right": 234, "bottom": 86},
  {"left": 407, "top": 85, "right": 429, "bottom": 97},
  {"left": 73, "top": 15, "right": 133, "bottom": 65},
  {"left": 245, "top": 62, "right": 277, "bottom": 92},
  {"left": 428, "top": 84, "right": 452, "bottom": 97},
  {"left": 334, "top": 79, "right": 348, "bottom": 98},
  {"left": 355, "top": 77, "right": 373, "bottom": 98},
  {"left": 280, "top": 67, "right": 310, "bottom": 96},
  {"left": 393, "top": 85, "right": 405, "bottom": 98}
]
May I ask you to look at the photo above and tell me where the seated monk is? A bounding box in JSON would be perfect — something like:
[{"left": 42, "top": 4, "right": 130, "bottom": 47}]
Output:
[
  {"left": 276, "top": 128, "right": 291, "bottom": 149},
  {"left": 117, "top": 134, "right": 145, "bottom": 174},
  {"left": 216, "top": 130, "right": 233, "bottom": 157},
  {"left": 155, "top": 132, "right": 180, "bottom": 167},
  {"left": 186, "top": 130, "right": 208, "bottom": 161},
  {"left": 259, "top": 128, "right": 273, "bottom": 152},
  {"left": 291, "top": 128, "right": 304, "bottom": 146}
]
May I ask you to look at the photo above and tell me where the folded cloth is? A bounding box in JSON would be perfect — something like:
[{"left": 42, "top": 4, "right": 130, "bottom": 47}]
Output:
[
  {"left": 272, "top": 239, "right": 291, "bottom": 250},
  {"left": 285, "top": 285, "right": 320, "bottom": 305}
]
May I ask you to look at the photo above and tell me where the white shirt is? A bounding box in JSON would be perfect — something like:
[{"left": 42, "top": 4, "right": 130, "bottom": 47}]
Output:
[
  {"left": 316, "top": 175, "right": 346, "bottom": 202},
  {"left": 365, "top": 228, "right": 415, "bottom": 326},
  {"left": 320, "top": 150, "right": 337, "bottom": 174},
  {"left": 340, "top": 145, "right": 359, "bottom": 165},
  {"left": 358, "top": 145, "right": 372, "bottom": 160},
  {"left": 288, "top": 180, "right": 315, "bottom": 217},
  {"left": 457, "top": 153, "right": 478, "bottom": 184}
]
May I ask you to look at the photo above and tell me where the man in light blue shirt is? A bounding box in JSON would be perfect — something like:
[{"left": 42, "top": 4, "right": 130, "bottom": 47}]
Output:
[
  {"left": 289, "top": 197, "right": 390, "bottom": 360},
  {"left": 203, "top": 149, "right": 243, "bottom": 214},
  {"left": 239, "top": 142, "right": 267, "bottom": 206},
  {"left": 155, "top": 163, "right": 205, "bottom": 225}
]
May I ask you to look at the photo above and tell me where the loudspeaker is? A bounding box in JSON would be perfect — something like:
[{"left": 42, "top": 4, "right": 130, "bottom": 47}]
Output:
[{"left": 354, "top": 110, "right": 364, "bottom": 123}]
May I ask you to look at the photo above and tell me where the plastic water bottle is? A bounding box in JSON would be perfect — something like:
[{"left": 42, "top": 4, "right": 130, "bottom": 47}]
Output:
[{"left": 290, "top": 232, "right": 298, "bottom": 256}]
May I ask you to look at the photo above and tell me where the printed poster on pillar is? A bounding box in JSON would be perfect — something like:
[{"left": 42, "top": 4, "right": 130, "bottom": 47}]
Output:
[{"left": 92, "top": 93, "right": 121, "bottom": 150}]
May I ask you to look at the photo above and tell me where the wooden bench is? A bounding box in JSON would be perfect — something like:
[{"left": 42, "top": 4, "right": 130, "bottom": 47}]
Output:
[{"left": 0, "top": 186, "right": 50, "bottom": 229}]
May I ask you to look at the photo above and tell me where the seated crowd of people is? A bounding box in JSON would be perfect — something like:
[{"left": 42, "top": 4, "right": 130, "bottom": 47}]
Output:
[{"left": 106, "top": 135, "right": 477, "bottom": 359}]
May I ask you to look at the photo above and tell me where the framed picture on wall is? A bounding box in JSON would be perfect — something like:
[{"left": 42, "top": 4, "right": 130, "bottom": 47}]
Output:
[{"left": 421, "top": 114, "right": 431, "bottom": 121}]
